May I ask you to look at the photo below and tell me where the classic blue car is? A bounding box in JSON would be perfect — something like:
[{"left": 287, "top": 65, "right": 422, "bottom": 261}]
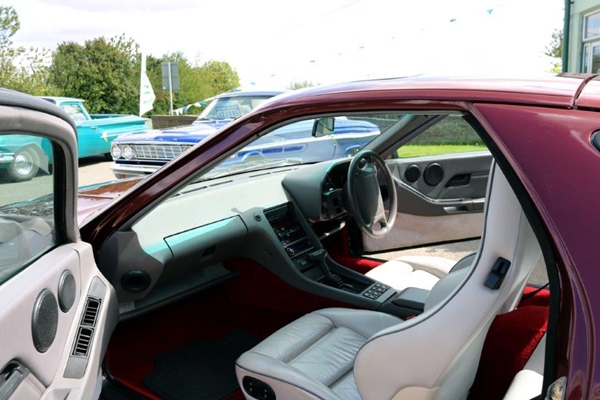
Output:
[
  {"left": 110, "top": 90, "right": 283, "bottom": 178},
  {"left": 110, "top": 91, "right": 381, "bottom": 179},
  {"left": 0, "top": 97, "right": 149, "bottom": 181}
]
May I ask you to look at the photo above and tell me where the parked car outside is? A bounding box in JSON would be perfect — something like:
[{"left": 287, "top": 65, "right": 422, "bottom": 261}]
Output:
[
  {"left": 0, "top": 96, "right": 149, "bottom": 182},
  {"left": 109, "top": 90, "right": 283, "bottom": 178},
  {"left": 1, "top": 75, "right": 599, "bottom": 400}
]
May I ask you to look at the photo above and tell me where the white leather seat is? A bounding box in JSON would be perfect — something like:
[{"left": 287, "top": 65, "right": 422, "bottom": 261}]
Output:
[
  {"left": 365, "top": 253, "right": 474, "bottom": 292},
  {"left": 236, "top": 163, "right": 542, "bottom": 400}
]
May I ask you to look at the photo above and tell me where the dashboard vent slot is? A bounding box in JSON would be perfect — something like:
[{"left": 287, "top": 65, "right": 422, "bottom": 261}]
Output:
[
  {"left": 72, "top": 327, "right": 93, "bottom": 357},
  {"left": 81, "top": 298, "right": 101, "bottom": 327},
  {"left": 264, "top": 204, "right": 294, "bottom": 227}
]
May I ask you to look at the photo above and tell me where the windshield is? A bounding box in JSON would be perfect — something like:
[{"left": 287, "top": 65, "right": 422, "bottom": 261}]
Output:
[
  {"left": 197, "top": 95, "right": 274, "bottom": 120},
  {"left": 197, "top": 113, "right": 408, "bottom": 181}
]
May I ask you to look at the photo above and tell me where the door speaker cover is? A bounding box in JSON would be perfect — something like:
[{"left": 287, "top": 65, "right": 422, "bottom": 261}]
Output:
[
  {"left": 58, "top": 270, "right": 76, "bottom": 313},
  {"left": 32, "top": 289, "right": 59, "bottom": 353},
  {"left": 424, "top": 163, "right": 444, "bottom": 186}
]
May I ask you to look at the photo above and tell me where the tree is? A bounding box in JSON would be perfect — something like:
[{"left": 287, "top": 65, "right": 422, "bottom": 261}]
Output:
[
  {"left": 198, "top": 60, "right": 240, "bottom": 95},
  {"left": 0, "top": 5, "right": 19, "bottom": 54},
  {"left": 287, "top": 80, "right": 315, "bottom": 90},
  {"left": 146, "top": 54, "right": 240, "bottom": 115},
  {"left": 545, "top": 28, "right": 563, "bottom": 59},
  {"left": 545, "top": 28, "right": 563, "bottom": 73},
  {"left": 49, "top": 35, "right": 139, "bottom": 114},
  {"left": 0, "top": 6, "right": 55, "bottom": 95}
]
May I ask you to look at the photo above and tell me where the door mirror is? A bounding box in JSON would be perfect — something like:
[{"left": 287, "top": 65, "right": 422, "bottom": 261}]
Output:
[{"left": 312, "top": 118, "right": 335, "bottom": 137}]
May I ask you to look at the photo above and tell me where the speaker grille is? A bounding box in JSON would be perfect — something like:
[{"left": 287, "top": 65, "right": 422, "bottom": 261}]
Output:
[
  {"left": 58, "top": 270, "right": 76, "bottom": 313},
  {"left": 32, "top": 289, "right": 58, "bottom": 353}
]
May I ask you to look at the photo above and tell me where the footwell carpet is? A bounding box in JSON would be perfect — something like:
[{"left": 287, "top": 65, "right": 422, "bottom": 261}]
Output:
[{"left": 143, "top": 330, "right": 260, "bottom": 400}]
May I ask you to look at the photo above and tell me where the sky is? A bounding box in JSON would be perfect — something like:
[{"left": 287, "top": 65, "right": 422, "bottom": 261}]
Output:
[{"left": 5, "top": 0, "right": 565, "bottom": 90}]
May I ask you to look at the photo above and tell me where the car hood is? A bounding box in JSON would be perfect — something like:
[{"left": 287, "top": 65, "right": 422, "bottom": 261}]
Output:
[
  {"left": 114, "top": 120, "right": 231, "bottom": 144},
  {"left": 0, "top": 178, "right": 141, "bottom": 225}
]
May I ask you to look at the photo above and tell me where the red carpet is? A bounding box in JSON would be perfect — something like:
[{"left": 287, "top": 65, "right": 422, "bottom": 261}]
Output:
[
  {"left": 325, "top": 227, "right": 382, "bottom": 274},
  {"left": 468, "top": 286, "right": 550, "bottom": 400},
  {"left": 105, "top": 251, "right": 549, "bottom": 400},
  {"left": 105, "top": 258, "right": 350, "bottom": 399}
]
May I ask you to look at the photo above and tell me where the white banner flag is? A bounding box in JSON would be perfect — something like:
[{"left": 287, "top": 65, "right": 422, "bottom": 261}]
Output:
[{"left": 139, "top": 53, "right": 155, "bottom": 116}]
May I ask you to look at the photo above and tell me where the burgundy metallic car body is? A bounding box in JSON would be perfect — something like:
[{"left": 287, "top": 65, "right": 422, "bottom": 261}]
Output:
[{"left": 77, "top": 75, "right": 600, "bottom": 398}]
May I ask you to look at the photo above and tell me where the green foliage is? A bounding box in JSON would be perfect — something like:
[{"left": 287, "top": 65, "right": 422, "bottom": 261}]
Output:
[
  {"left": 0, "top": 6, "right": 55, "bottom": 96},
  {"left": 199, "top": 60, "right": 240, "bottom": 94},
  {"left": 49, "top": 35, "right": 139, "bottom": 114},
  {"left": 146, "top": 53, "right": 240, "bottom": 115},
  {"left": 545, "top": 28, "right": 563, "bottom": 59},
  {"left": 0, "top": 5, "right": 19, "bottom": 53},
  {"left": 397, "top": 144, "right": 485, "bottom": 158},
  {"left": 287, "top": 80, "right": 315, "bottom": 90},
  {"left": 0, "top": 5, "right": 241, "bottom": 115}
]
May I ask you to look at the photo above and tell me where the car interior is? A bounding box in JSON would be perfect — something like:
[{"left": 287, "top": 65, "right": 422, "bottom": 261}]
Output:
[
  {"left": 0, "top": 107, "right": 552, "bottom": 400},
  {"left": 95, "top": 111, "right": 552, "bottom": 400}
]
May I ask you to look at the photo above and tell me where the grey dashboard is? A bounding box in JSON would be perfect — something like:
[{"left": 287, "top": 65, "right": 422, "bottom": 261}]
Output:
[{"left": 96, "top": 159, "right": 369, "bottom": 318}]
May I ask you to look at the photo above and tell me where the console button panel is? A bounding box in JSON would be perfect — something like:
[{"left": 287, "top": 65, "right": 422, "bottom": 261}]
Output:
[
  {"left": 362, "top": 283, "right": 390, "bottom": 299},
  {"left": 265, "top": 203, "right": 315, "bottom": 270}
]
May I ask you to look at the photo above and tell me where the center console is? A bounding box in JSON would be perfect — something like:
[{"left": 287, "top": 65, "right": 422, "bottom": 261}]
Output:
[
  {"left": 264, "top": 203, "right": 316, "bottom": 272},
  {"left": 264, "top": 202, "right": 397, "bottom": 306}
]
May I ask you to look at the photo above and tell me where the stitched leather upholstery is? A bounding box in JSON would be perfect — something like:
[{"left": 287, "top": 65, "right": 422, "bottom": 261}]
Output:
[{"left": 236, "top": 163, "right": 542, "bottom": 400}]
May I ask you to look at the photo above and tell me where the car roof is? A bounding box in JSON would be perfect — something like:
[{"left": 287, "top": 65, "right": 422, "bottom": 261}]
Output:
[
  {"left": 39, "top": 96, "right": 85, "bottom": 105},
  {"left": 215, "top": 90, "right": 284, "bottom": 99},
  {"left": 267, "top": 74, "right": 595, "bottom": 109}
]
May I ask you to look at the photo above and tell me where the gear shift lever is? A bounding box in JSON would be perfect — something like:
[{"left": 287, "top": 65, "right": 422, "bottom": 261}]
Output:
[{"left": 309, "top": 249, "right": 344, "bottom": 288}]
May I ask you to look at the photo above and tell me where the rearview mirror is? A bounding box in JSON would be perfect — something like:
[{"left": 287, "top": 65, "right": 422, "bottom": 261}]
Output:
[{"left": 312, "top": 118, "right": 335, "bottom": 137}]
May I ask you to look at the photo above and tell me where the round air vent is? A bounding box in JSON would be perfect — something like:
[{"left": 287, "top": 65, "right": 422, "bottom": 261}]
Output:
[
  {"left": 121, "top": 270, "right": 151, "bottom": 293},
  {"left": 32, "top": 289, "right": 58, "bottom": 353},
  {"left": 424, "top": 163, "right": 444, "bottom": 186},
  {"left": 58, "top": 270, "right": 76, "bottom": 313},
  {"left": 404, "top": 164, "right": 421, "bottom": 183}
]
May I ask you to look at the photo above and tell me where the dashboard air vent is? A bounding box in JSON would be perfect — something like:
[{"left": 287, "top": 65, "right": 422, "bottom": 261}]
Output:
[
  {"left": 81, "top": 298, "right": 101, "bottom": 327},
  {"left": 72, "top": 327, "right": 93, "bottom": 357},
  {"left": 264, "top": 204, "right": 294, "bottom": 227}
]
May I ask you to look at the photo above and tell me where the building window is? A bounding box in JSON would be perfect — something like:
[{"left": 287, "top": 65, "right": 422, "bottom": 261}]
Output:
[
  {"left": 582, "top": 11, "right": 600, "bottom": 72},
  {"left": 582, "top": 42, "right": 600, "bottom": 73},
  {"left": 585, "top": 11, "right": 600, "bottom": 39}
]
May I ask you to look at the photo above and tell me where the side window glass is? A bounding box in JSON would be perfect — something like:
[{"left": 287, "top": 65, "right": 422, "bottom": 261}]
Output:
[
  {"left": 0, "top": 134, "right": 55, "bottom": 284},
  {"left": 61, "top": 104, "right": 86, "bottom": 123},
  {"left": 397, "top": 115, "right": 485, "bottom": 158}
]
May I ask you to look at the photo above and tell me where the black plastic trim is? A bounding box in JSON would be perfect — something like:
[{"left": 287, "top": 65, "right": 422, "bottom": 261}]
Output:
[{"left": 591, "top": 130, "right": 600, "bottom": 152}]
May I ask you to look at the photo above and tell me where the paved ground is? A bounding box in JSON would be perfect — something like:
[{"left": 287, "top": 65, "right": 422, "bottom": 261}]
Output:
[{"left": 78, "top": 155, "right": 116, "bottom": 187}]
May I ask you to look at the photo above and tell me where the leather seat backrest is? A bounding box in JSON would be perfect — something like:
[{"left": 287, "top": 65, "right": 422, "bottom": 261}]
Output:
[{"left": 353, "top": 163, "right": 542, "bottom": 400}]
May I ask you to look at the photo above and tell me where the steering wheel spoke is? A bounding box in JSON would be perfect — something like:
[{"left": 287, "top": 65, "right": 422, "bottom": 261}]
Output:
[{"left": 346, "top": 150, "right": 398, "bottom": 238}]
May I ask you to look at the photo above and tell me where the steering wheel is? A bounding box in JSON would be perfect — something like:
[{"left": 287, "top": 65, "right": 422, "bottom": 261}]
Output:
[{"left": 346, "top": 150, "right": 397, "bottom": 238}]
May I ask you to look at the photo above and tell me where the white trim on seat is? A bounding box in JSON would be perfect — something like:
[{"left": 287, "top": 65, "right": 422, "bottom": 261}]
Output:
[{"left": 503, "top": 334, "right": 545, "bottom": 400}]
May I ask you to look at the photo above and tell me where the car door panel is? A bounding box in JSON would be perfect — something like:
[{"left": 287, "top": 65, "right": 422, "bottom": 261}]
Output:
[
  {"left": 0, "top": 93, "right": 118, "bottom": 400},
  {"left": 362, "top": 151, "right": 492, "bottom": 252},
  {"left": 0, "top": 242, "right": 117, "bottom": 399}
]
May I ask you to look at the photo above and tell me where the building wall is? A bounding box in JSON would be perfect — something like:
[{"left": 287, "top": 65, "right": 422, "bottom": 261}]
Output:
[{"left": 568, "top": 0, "right": 600, "bottom": 72}]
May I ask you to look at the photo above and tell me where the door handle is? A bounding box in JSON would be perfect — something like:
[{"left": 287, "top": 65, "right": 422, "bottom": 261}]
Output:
[
  {"left": 443, "top": 198, "right": 485, "bottom": 214},
  {"left": 0, "top": 361, "right": 28, "bottom": 398}
]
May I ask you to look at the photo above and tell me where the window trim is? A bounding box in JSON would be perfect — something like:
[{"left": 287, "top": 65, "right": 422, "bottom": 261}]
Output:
[{"left": 583, "top": 9, "right": 600, "bottom": 41}]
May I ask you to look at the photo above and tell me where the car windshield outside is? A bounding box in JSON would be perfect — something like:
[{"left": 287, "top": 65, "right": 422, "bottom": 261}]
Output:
[
  {"left": 197, "top": 113, "right": 404, "bottom": 181},
  {"left": 196, "top": 94, "right": 275, "bottom": 121}
]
